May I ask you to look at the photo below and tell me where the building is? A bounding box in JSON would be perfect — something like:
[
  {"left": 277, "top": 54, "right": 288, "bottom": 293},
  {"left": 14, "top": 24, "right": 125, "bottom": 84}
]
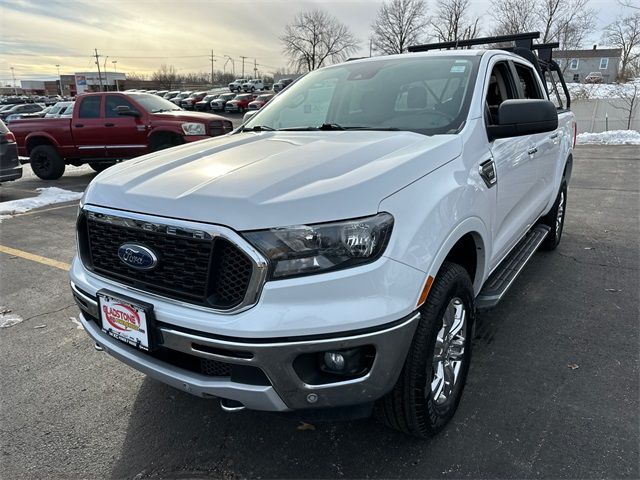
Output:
[
  {"left": 60, "top": 75, "right": 77, "bottom": 97},
  {"left": 74, "top": 71, "right": 126, "bottom": 94},
  {"left": 555, "top": 46, "right": 622, "bottom": 83},
  {"left": 20, "top": 80, "right": 60, "bottom": 95}
]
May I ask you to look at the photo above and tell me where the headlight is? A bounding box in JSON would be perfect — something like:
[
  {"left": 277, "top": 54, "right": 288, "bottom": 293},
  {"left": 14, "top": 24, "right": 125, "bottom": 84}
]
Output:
[
  {"left": 181, "top": 122, "right": 206, "bottom": 135},
  {"left": 244, "top": 213, "right": 393, "bottom": 279}
]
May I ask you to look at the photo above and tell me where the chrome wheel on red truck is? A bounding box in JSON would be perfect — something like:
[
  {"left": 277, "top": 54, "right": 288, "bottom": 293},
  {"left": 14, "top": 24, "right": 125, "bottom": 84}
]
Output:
[{"left": 30, "top": 145, "right": 65, "bottom": 180}]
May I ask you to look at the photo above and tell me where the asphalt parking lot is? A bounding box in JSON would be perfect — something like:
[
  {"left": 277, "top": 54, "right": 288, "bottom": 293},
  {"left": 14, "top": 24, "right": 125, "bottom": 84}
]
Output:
[{"left": 0, "top": 144, "right": 638, "bottom": 479}]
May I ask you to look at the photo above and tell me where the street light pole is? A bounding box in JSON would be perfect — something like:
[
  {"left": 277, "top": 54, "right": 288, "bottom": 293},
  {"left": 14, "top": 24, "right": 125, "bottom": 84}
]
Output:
[
  {"left": 112, "top": 60, "right": 118, "bottom": 91},
  {"left": 55, "top": 64, "right": 61, "bottom": 96},
  {"left": 10, "top": 67, "right": 17, "bottom": 95}
]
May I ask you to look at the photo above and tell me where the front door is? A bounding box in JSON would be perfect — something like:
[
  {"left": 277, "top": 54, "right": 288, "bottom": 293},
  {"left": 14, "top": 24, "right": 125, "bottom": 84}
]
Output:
[{"left": 104, "top": 94, "right": 148, "bottom": 159}]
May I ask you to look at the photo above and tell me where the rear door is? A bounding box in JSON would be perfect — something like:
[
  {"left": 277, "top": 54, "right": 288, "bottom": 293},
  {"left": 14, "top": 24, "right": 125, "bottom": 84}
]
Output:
[
  {"left": 73, "top": 95, "right": 106, "bottom": 158},
  {"left": 485, "top": 60, "right": 539, "bottom": 271},
  {"left": 104, "top": 94, "right": 148, "bottom": 159}
]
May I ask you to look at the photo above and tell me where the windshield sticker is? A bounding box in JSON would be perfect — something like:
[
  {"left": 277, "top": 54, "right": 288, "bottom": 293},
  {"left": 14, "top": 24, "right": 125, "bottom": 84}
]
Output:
[{"left": 451, "top": 65, "right": 466, "bottom": 73}]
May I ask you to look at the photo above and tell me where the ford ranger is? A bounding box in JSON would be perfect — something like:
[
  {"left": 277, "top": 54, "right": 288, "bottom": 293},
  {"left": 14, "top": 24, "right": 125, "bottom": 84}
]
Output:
[
  {"left": 12, "top": 92, "right": 233, "bottom": 180},
  {"left": 70, "top": 33, "right": 575, "bottom": 437}
]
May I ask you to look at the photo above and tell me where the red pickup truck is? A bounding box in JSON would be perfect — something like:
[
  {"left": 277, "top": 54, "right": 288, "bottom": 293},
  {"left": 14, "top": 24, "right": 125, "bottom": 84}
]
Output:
[{"left": 11, "top": 92, "right": 234, "bottom": 179}]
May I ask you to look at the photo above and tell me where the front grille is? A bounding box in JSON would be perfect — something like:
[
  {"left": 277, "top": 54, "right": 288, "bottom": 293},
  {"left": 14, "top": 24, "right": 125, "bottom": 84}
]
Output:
[
  {"left": 209, "top": 120, "right": 233, "bottom": 136},
  {"left": 79, "top": 213, "right": 254, "bottom": 310}
]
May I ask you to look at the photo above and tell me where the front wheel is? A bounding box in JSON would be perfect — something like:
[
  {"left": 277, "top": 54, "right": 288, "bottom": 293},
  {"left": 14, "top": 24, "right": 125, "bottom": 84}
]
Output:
[{"left": 375, "top": 261, "right": 475, "bottom": 438}]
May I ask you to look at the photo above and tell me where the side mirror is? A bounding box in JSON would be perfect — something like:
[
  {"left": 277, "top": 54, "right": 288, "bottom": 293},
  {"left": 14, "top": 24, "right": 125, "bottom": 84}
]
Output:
[
  {"left": 115, "top": 105, "right": 140, "bottom": 117},
  {"left": 487, "top": 99, "right": 558, "bottom": 141}
]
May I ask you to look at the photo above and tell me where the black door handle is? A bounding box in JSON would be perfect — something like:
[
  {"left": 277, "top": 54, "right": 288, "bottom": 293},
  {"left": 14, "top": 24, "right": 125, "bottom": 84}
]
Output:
[
  {"left": 104, "top": 123, "right": 115, "bottom": 127},
  {"left": 75, "top": 124, "right": 84, "bottom": 128}
]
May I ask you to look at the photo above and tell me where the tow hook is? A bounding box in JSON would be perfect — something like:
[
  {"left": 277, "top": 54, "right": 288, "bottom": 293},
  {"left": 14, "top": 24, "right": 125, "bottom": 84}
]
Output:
[
  {"left": 94, "top": 342, "right": 104, "bottom": 352},
  {"left": 220, "top": 398, "right": 246, "bottom": 412}
]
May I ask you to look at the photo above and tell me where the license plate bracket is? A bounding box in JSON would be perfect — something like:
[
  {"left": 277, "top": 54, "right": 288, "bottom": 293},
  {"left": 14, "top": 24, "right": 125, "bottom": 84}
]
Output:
[{"left": 97, "top": 290, "right": 156, "bottom": 351}]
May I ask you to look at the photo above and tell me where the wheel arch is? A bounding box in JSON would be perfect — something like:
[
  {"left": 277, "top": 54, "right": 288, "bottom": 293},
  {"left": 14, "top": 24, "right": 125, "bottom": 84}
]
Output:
[
  {"left": 148, "top": 129, "right": 184, "bottom": 149},
  {"left": 25, "top": 134, "right": 60, "bottom": 155}
]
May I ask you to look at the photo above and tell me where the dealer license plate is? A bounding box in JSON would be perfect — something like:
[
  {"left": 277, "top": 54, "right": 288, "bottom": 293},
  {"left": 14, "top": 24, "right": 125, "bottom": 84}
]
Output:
[{"left": 98, "top": 293, "right": 152, "bottom": 351}]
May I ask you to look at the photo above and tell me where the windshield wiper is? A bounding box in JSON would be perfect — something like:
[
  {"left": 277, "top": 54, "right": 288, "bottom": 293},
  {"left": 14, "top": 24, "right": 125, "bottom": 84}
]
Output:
[{"left": 242, "top": 125, "right": 276, "bottom": 132}]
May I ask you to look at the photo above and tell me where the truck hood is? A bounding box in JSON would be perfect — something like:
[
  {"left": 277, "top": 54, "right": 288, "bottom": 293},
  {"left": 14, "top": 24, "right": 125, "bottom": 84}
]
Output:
[{"left": 85, "top": 131, "right": 462, "bottom": 230}]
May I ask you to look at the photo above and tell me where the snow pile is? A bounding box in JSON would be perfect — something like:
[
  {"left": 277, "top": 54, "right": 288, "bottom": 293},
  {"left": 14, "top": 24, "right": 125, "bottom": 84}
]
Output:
[
  {"left": 549, "top": 80, "right": 639, "bottom": 100},
  {"left": 576, "top": 130, "right": 640, "bottom": 145},
  {"left": 0, "top": 187, "right": 83, "bottom": 219}
]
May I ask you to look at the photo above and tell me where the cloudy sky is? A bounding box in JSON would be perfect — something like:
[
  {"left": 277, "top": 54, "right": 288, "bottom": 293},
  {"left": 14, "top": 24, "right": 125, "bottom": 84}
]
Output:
[{"left": 0, "top": 0, "right": 627, "bottom": 84}]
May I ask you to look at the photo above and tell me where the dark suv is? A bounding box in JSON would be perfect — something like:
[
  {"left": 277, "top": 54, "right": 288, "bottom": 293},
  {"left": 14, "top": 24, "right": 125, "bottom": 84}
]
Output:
[{"left": 0, "top": 120, "right": 22, "bottom": 182}]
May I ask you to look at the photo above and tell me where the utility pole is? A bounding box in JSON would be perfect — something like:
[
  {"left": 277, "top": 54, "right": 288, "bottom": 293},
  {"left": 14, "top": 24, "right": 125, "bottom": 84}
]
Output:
[
  {"left": 210, "top": 50, "right": 216, "bottom": 88},
  {"left": 112, "top": 60, "right": 118, "bottom": 91},
  {"left": 94, "top": 48, "right": 103, "bottom": 92},
  {"left": 10, "top": 67, "right": 17, "bottom": 95},
  {"left": 103, "top": 56, "right": 109, "bottom": 91},
  {"left": 55, "top": 64, "right": 61, "bottom": 95},
  {"left": 253, "top": 58, "right": 258, "bottom": 79},
  {"left": 240, "top": 56, "right": 248, "bottom": 78}
]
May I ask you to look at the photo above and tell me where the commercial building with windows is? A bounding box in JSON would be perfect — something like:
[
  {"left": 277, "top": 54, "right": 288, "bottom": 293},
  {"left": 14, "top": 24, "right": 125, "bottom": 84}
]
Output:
[{"left": 555, "top": 47, "right": 622, "bottom": 83}]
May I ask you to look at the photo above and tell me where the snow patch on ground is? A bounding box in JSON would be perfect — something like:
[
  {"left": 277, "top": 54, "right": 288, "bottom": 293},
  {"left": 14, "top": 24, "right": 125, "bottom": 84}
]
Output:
[
  {"left": 576, "top": 130, "right": 640, "bottom": 145},
  {"left": 0, "top": 308, "right": 23, "bottom": 328},
  {"left": 0, "top": 187, "right": 83, "bottom": 220},
  {"left": 18, "top": 161, "right": 94, "bottom": 180},
  {"left": 558, "top": 79, "right": 640, "bottom": 100}
]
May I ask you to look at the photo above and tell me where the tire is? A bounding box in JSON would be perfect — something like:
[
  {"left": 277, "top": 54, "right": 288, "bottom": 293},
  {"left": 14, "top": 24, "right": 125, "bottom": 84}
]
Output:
[
  {"left": 375, "top": 261, "right": 475, "bottom": 438},
  {"left": 539, "top": 180, "right": 567, "bottom": 250},
  {"left": 30, "top": 145, "right": 65, "bottom": 180},
  {"left": 89, "top": 162, "right": 115, "bottom": 173}
]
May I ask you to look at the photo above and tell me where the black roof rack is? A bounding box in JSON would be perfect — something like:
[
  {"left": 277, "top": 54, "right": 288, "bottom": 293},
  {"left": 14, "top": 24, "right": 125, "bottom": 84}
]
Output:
[{"left": 407, "top": 32, "right": 571, "bottom": 109}]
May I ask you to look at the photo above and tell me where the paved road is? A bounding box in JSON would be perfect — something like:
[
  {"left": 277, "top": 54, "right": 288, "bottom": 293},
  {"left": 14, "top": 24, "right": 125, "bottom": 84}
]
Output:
[{"left": 0, "top": 145, "right": 638, "bottom": 479}]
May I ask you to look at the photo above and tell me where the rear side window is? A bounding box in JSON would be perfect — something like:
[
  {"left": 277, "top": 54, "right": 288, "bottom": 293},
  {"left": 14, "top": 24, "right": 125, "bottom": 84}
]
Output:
[
  {"left": 78, "top": 96, "right": 102, "bottom": 118},
  {"left": 514, "top": 64, "right": 543, "bottom": 99},
  {"left": 105, "top": 95, "right": 139, "bottom": 118}
]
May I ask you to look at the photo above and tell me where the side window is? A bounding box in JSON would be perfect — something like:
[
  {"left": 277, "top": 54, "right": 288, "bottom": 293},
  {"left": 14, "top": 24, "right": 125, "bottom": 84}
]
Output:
[
  {"left": 78, "top": 96, "right": 102, "bottom": 118},
  {"left": 485, "top": 62, "right": 517, "bottom": 126},
  {"left": 105, "top": 95, "right": 139, "bottom": 118},
  {"left": 514, "top": 64, "right": 543, "bottom": 99}
]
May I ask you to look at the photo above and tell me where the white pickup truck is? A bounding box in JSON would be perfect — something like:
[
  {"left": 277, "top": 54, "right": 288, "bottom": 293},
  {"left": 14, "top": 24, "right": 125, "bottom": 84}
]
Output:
[
  {"left": 228, "top": 78, "right": 247, "bottom": 92},
  {"left": 71, "top": 33, "right": 575, "bottom": 437},
  {"left": 241, "top": 78, "right": 269, "bottom": 92}
]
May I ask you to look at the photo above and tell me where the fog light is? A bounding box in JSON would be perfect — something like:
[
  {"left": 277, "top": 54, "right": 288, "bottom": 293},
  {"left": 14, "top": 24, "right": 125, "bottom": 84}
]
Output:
[{"left": 324, "top": 352, "right": 346, "bottom": 372}]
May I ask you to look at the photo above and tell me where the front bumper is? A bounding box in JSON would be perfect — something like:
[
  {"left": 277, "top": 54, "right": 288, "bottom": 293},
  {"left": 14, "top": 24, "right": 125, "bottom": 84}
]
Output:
[{"left": 72, "top": 281, "right": 419, "bottom": 411}]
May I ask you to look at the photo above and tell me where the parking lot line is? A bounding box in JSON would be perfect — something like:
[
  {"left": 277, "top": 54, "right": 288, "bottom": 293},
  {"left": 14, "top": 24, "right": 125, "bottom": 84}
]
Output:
[
  {"left": 9, "top": 203, "right": 79, "bottom": 218},
  {"left": 0, "top": 245, "right": 70, "bottom": 271}
]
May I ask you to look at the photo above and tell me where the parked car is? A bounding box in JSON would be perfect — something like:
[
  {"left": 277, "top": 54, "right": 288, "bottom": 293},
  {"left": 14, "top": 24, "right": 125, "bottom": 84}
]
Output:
[
  {"left": 45, "top": 101, "right": 74, "bottom": 118},
  {"left": 59, "top": 103, "right": 75, "bottom": 118},
  {"left": 163, "top": 90, "right": 181, "bottom": 100},
  {"left": 7, "top": 106, "right": 53, "bottom": 121},
  {"left": 584, "top": 72, "right": 604, "bottom": 84},
  {"left": 210, "top": 93, "right": 236, "bottom": 112},
  {"left": 11, "top": 92, "right": 233, "bottom": 180},
  {"left": 0, "top": 120, "right": 22, "bottom": 182},
  {"left": 170, "top": 91, "right": 192, "bottom": 106},
  {"left": 0, "top": 103, "right": 43, "bottom": 121},
  {"left": 228, "top": 78, "right": 247, "bottom": 92},
  {"left": 273, "top": 78, "right": 293, "bottom": 92},
  {"left": 195, "top": 93, "right": 219, "bottom": 112},
  {"left": 69, "top": 34, "right": 574, "bottom": 437},
  {"left": 156, "top": 90, "right": 169, "bottom": 97},
  {"left": 242, "top": 79, "right": 270, "bottom": 92},
  {"left": 247, "top": 93, "right": 275, "bottom": 110},
  {"left": 224, "top": 93, "right": 256, "bottom": 113},
  {"left": 180, "top": 91, "right": 208, "bottom": 110}
]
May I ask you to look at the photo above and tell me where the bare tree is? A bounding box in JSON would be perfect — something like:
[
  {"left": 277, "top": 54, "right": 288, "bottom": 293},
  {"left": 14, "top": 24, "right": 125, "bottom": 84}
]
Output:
[
  {"left": 490, "top": 0, "right": 537, "bottom": 35},
  {"left": 152, "top": 64, "right": 178, "bottom": 90},
  {"left": 617, "top": 0, "right": 639, "bottom": 9},
  {"left": 370, "top": 0, "right": 429, "bottom": 54},
  {"left": 491, "top": 0, "right": 595, "bottom": 50},
  {"left": 608, "top": 82, "right": 639, "bottom": 129},
  {"left": 431, "top": 0, "right": 481, "bottom": 42},
  {"left": 603, "top": 14, "right": 640, "bottom": 80},
  {"left": 280, "top": 9, "right": 359, "bottom": 72}
]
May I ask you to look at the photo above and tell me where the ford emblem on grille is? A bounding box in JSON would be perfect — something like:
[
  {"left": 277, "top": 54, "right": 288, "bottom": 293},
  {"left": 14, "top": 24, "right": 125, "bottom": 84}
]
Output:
[{"left": 117, "top": 243, "right": 158, "bottom": 270}]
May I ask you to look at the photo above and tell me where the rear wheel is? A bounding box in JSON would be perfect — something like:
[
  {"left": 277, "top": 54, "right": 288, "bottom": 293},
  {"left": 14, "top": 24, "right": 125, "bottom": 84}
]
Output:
[
  {"left": 375, "top": 261, "right": 475, "bottom": 438},
  {"left": 89, "top": 162, "right": 116, "bottom": 173},
  {"left": 539, "top": 180, "right": 567, "bottom": 250},
  {"left": 30, "top": 145, "right": 65, "bottom": 180}
]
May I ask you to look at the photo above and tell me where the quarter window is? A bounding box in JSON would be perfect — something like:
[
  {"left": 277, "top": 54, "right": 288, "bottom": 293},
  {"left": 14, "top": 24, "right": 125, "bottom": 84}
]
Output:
[
  {"left": 569, "top": 59, "right": 579, "bottom": 70},
  {"left": 78, "top": 96, "right": 101, "bottom": 118},
  {"left": 514, "top": 64, "right": 543, "bottom": 99},
  {"left": 599, "top": 58, "right": 609, "bottom": 69}
]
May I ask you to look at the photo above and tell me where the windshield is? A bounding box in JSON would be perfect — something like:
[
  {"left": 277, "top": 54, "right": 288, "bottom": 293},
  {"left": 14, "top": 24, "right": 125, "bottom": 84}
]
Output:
[
  {"left": 245, "top": 56, "right": 479, "bottom": 135},
  {"left": 128, "top": 93, "right": 181, "bottom": 113}
]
